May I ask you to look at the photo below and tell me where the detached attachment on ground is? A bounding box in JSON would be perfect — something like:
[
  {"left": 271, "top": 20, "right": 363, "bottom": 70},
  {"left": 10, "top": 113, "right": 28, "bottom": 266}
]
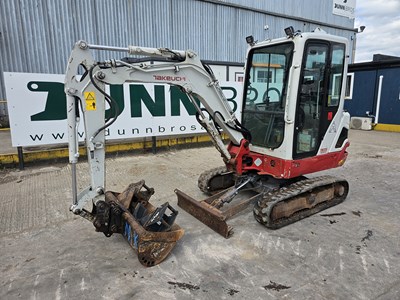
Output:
[{"left": 91, "top": 180, "right": 184, "bottom": 267}]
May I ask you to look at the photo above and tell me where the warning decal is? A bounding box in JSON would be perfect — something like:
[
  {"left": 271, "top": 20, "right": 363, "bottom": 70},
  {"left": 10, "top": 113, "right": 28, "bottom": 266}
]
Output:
[{"left": 84, "top": 91, "right": 96, "bottom": 111}]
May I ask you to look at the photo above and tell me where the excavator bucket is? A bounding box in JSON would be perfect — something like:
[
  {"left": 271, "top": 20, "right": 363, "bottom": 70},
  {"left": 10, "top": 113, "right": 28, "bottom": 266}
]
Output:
[
  {"left": 175, "top": 188, "right": 261, "bottom": 238},
  {"left": 93, "top": 181, "right": 184, "bottom": 267}
]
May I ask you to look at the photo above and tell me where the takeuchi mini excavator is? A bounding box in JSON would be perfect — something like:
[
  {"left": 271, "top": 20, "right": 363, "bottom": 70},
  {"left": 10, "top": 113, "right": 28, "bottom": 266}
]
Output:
[{"left": 65, "top": 27, "right": 350, "bottom": 266}]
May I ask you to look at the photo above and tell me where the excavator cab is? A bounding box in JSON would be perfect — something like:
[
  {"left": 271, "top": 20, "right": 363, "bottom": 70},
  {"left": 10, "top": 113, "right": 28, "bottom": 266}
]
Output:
[{"left": 241, "top": 29, "right": 349, "bottom": 164}]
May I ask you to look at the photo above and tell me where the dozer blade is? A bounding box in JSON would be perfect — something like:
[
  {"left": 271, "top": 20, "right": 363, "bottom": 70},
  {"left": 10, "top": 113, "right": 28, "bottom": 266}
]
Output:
[
  {"left": 253, "top": 175, "right": 349, "bottom": 229},
  {"left": 175, "top": 188, "right": 261, "bottom": 238},
  {"left": 92, "top": 181, "right": 184, "bottom": 267}
]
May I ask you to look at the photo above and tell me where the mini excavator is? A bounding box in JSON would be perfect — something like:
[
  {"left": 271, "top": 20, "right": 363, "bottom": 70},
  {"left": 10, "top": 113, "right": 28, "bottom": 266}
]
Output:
[{"left": 65, "top": 27, "right": 350, "bottom": 266}]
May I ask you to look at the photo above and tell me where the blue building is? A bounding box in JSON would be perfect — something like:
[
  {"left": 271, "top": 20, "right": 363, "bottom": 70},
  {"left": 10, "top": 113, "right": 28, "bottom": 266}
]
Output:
[{"left": 345, "top": 55, "right": 400, "bottom": 128}]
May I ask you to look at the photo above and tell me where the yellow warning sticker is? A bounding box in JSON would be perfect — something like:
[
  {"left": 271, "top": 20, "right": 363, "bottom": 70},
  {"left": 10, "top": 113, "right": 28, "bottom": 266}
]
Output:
[{"left": 84, "top": 91, "right": 96, "bottom": 111}]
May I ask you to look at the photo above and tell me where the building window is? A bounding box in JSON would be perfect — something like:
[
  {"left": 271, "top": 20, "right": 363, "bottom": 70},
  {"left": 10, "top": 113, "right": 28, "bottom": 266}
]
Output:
[
  {"left": 235, "top": 72, "right": 244, "bottom": 82},
  {"left": 257, "top": 70, "right": 273, "bottom": 83},
  {"left": 345, "top": 73, "right": 354, "bottom": 100}
]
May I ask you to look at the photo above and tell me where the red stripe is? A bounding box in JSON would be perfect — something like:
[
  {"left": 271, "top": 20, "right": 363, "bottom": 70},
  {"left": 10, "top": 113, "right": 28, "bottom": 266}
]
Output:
[{"left": 228, "top": 141, "right": 350, "bottom": 179}]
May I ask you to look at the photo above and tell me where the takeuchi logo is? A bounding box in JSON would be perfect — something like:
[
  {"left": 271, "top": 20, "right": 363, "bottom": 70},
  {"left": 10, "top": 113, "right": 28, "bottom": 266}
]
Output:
[{"left": 152, "top": 75, "right": 186, "bottom": 82}]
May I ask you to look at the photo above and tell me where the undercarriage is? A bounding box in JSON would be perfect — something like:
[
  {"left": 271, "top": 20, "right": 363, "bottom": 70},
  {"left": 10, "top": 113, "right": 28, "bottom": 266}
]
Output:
[{"left": 177, "top": 167, "right": 349, "bottom": 238}]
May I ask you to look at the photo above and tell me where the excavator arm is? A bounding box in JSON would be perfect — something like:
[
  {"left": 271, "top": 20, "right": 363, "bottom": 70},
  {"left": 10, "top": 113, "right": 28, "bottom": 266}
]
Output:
[
  {"left": 64, "top": 40, "right": 248, "bottom": 265},
  {"left": 65, "top": 40, "right": 246, "bottom": 213}
]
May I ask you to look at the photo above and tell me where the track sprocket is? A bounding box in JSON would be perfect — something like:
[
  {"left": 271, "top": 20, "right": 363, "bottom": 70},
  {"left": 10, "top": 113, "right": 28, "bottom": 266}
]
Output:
[{"left": 198, "top": 166, "right": 235, "bottom": 195}]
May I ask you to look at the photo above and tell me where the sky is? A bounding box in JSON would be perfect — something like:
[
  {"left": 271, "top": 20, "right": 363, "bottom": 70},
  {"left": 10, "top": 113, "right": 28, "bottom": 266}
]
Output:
[{"left": 354, "top": 0, "right": 400, "bottom": 62}]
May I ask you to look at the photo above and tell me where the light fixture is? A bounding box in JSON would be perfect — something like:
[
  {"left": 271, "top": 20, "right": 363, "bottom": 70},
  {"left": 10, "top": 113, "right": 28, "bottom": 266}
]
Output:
[
  {"left": 284, "top": 26, "right": 295, "bottom": 38},
  {"left": 246, "top": 35, "right": 255, "bottom": 45},
  {"left": 354, "top": 26, "right": 366, "bottom": 33}
]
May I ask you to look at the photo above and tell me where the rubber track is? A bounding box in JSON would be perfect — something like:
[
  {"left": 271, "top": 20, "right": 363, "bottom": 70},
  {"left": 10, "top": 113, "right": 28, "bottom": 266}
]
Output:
[
  {"left": 253, "top": 175, "right": 349, "bottom": 229},
  {"left": 197, "top": 166, "right": 233, "bottom": 195}
]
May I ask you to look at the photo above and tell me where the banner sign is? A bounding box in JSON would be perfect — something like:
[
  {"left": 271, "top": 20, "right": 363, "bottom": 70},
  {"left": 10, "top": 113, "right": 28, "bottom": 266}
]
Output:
[
  {"left": 4, "top": 72, "right": 243, "bottom": 147},
  {"left": 332, "top": 0, "right": 356, "bottom": 19}
]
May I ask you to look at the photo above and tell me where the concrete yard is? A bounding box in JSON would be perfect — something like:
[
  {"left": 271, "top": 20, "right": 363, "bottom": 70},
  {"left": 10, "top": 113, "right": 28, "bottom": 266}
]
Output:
[{"left": 0, "top": 130, "right": 399, "bottom": 299}]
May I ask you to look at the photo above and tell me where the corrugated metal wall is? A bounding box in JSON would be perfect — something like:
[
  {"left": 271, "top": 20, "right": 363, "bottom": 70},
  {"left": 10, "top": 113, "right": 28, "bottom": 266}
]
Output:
[
  {"left": 0, "top": 0, "right": 355, "bottom": 120},
  {"left": 211, "top": 0, "right": 354, "bottom": 29}
]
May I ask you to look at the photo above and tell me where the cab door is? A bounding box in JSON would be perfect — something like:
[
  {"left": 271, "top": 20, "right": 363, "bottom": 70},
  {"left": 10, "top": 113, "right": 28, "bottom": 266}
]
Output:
[{"left": 293, "top": 41, "right": 345, "bottom": 159}]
